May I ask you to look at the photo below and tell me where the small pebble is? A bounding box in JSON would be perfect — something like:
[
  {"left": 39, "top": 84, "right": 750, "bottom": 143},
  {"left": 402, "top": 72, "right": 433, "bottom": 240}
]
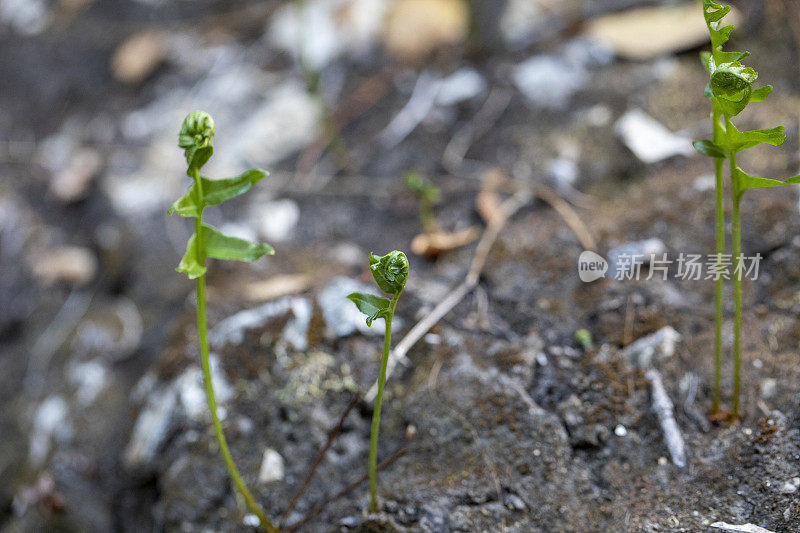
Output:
[
  {"left": 339, "top": 516, "right": 360, "bottom": 528},
  {"left": 614, "top": 425, "right": 627, "bottom": 437},
  {"left": 504, "top": 494, "right": 526, "bottom": 511},
  {"left": 256, "top": 199, "right": 300, "bottom": 243},
  {"left": 658, "top": 456, "right": 668, "bottom": 465},
  {"left": 258, "top": 448, "right": 285, "bottom": 484},
  {"left": 30, "top": 245, "right": 97, "bottom": 286},
  {"left": 780, "top": 478, "right": 800, "bottom": 494},
  {"left": 424, "top": 333, "right": 441, "bottom": 344},
  {"left": 242, "top": 514, "right": 260, "bottom": 527},
  {"left": 49, "top": 148, "right": 102, "bottom": 202},
  {"left": 760, "top": 378, "right": 777, "bottom": 399}
]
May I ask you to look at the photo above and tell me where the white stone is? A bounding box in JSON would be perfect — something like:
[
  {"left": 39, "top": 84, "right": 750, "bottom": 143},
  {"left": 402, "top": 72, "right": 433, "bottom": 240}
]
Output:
[
  {"left": 779, "top": 477, "right": 800, "bottom": 494},
  {"left": 436, "top": 68, "right": 486, "bottom": 107},
  {"left": 67, "top": 359, "right": 109, "bottom": 406},
  {"left": 258, "top": 448, "right": 285, "bottom": 484},
  {"left": 29, "top": 396, "right": 72, "bottom": 466},
  {"left": 615, "top": 108, "right": 694, "bottom": 164},
  {"left": 710, "top": 522, "right": 776, "bottom": 533},
  {"left": 318, "top": 277, "right": 386, "bottom": 338},
  {"left": 124, "top": 386, "right": 177, "bottom": 468},
  {"left": 256, "top": 199, "right": 300, "bottom": 243},
  {"left": 622, "top": 326, "right": 681, "bottom": 369},
  {"left": 210, "top": 297, "right": 312, "bottom": 351}
]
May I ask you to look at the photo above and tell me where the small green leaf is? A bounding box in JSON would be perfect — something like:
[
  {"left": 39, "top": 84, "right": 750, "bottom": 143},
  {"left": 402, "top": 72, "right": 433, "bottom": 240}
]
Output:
[
  {"left": 203, "top": 169, "right": 269, "bottom": 207},
  {"left": 186, "top": 145, "right": 214, "bottom": 174},
  {"left": 347, "top": 292, "right": 392, "bottom": 327},
  {"left": 176, "top": 234, "right": 207, "bottom": 279},
  {"left": 201, "top": 223, "right": 274, "bottom": 262},
  {"left": 693, "top": 140, "right": 726, "bottom": 159},
  {"left": 169, "top": 185, "right": 200, "bottom": 217},
  {"left": 716, "top": 50, "right": 749, "bottom": 64},
  {"left": 734, "top": 168, "right": 800, "bottom": 195},
  {"left": 169, "top": 169, "right": 269, "bottom": 217},
  {"left": 700, "top": 51, "right": 712, "bottom": 74},
  {"left": 727, "top": 123, "right": 785, "bottom": 152},
  {"left": 710, "top": 25, "right": 734, "bottom": 53},
  {"left": 703, "top": 0, "right": 730, "bottom": 24},
  {"left": 750, "top": 85, "right": 773, "bottom": 102},
  {"left": 369, "top": 251, "right": 409, "bottom": 295},
  {"left": 405, "top": 172, "right": 441, "bottom": 204},
  {"left": 710, "top": 62, "right": 757, "bottom": 116}
]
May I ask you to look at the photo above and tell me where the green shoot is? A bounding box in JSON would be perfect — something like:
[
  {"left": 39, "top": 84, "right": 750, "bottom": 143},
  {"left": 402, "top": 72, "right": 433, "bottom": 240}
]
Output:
[
  {"left": 694, "top": 1, "right": 800, "bottom": 418},
  {"left": 170, "top": 111, "right": 279, "bottom": 532},
  {"left": 575, "top": 329, "right": 593, "bottom": 351},
  {"left": 405, "top": 171, "right": 441, "bottom": 234},
  {"left": 347, "top": 251, "right": 409, "bottom": 512}
]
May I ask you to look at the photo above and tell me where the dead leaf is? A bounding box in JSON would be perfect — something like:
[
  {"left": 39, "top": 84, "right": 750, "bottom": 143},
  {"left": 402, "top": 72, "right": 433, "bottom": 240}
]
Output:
[
  {"left": 111, "top": 30, "right": 168, "bottom": 84},
  {"left": 243, "top": 274, "right": 312, "bottom": 302},
  {"left": 411, "top": 227, "right": 480, "bottom": 257},
  {"left": 383, "top": 0, "right": 470, "bottom": 63},
  {"left": 30, "top": 246, "right": 97, "bottom": 286},
  {"left": 584, "top": 3, "right": 742, "bottom": 61}
]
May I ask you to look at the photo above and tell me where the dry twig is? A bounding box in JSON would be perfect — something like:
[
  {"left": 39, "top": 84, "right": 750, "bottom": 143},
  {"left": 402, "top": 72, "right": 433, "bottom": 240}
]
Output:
[
  {"left": 535, "top": 185, "right": 597, "bottom": 251},
  {"left": 646, "top": 369, "right": 687, "bottom": 468}
]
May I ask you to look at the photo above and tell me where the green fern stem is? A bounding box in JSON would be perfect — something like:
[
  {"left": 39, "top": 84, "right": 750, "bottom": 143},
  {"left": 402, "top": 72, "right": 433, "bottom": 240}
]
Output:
[
  {"left": 712, "top": 106, "right": 725, "bottom": 415},
  {"left": 191, "top": 168, "right": 280, "bottom": 533},
  {"left": 725, "top": 116, "right": 743, "bottom": 419},
  {"left": 369, "top": 296, "right": 398, "bottom": 513}
]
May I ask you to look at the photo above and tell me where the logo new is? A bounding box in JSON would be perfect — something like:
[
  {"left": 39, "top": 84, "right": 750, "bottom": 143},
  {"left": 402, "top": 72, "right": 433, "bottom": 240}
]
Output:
[{"left": 578, "top": 251, "right": 608, "bottom": 282}]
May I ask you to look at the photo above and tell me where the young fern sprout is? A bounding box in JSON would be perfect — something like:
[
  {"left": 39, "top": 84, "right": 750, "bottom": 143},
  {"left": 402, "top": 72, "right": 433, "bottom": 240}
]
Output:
[
  {"left": 694, "top": 1, "right": 800, "bottom": 418},
  {"left": 347, "top": 251, "right": 410, "bottom": 513},
  {"left": 405, "top": 171, "right": 442, "bottom": 234},
  {"left": 170, "top": 111, "right": 280, "bottom": 532}
]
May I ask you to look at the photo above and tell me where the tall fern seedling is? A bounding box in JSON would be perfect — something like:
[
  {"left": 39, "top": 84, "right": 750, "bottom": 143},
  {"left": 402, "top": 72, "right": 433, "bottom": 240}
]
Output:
[
  {"left": 694, "top": 1, "right": 800, "bottom": 418},
  {"left": 170, "top": 111, "right": 280, "bottom": 532},
  {"left": 347, "top": 251, "right": 409, "bottom": 513}
]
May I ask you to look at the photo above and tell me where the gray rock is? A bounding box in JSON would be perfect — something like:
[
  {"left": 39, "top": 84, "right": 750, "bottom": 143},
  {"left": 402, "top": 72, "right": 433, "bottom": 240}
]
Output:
[
  {"left": 557, "top": 394, "right": 610, "bottom": 448},
  {"left": 317, "top": 277, "right": 385, "bottom": 338},
  {"left": 49, "top": 148, "right": 102, "bottom": 202},
  {"left": 123, "top": 355, "right": 232, "bottom": 469},
  {"left": 615, "top": 108, "right": 694, "bottom": 164},
  {"left": 255, "top": 199, "right": 300, "bottom": 243},
  {"left": 29, "top": 396, "right": 72, "bottom": 466},
  {"left": 780, "top": 477, "right": 800, "bottom": 494},
  {"left": 513, "top": 39, "right": 613, "bottom": 109},
  {"left": 123, "top": 385, "right": 177, "bottom": 470},
  {"left": 209, "top": 297, "right": 312, "bottom": 351},
  {"left": 504, "top": 493, "right": 526, "bottom": 511},
  {"left": 500, "top": 0, "right": 570, "bottom": 50},
  {"left": 67, "top": 359, "right": 109, "bottom": 407},
  {"left": 0, "top": 0, "right": 49, "bottom": 36},
  {"left": 622, "top": 326, "right": 681, "bottom": 368},
  {"left": 257, "top": 448, "right": 285, "bottom": 484},
  {"left": 436, "top": 68, "right": 486, "bottom": 107}
]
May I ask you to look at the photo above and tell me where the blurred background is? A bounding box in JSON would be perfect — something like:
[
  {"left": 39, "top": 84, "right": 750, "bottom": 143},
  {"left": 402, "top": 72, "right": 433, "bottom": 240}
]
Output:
[{"left": 3, "top": 0, "right": 800, "bottom": 531}]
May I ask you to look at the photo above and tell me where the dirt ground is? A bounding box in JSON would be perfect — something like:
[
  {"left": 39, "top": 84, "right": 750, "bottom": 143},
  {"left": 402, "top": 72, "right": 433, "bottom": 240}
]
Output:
[{"left": 2, "top": 1, "right": 800, "bottom": 532}]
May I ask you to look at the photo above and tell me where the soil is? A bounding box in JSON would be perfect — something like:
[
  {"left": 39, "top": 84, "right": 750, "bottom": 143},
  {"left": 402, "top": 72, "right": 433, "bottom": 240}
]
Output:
[{"left": 2, "top": 1, "right": 800, "bottom": 532}]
